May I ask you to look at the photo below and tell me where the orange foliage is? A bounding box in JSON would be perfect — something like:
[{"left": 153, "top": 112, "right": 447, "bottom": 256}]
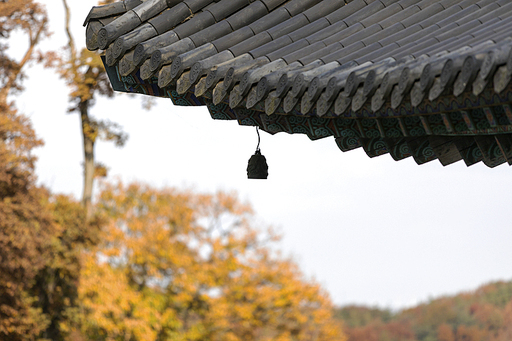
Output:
[
  {"left": 438, "top": 323, "right": 455, "bottom": 341},
  {"left": 455, "top": 325, "right": 485, "bottom": 341},
  {"left": 494, "top": 301, "right": 512, "bottom": 341},
  {"left": 0, "top": 80, "right": 53, "bottom": 341},
  {"left": 344, "top": 320, "right": 415, "bottom": 341},
  {"left": 470, "top": 302, "right": 503, "bottom": 332},
  {"left": 338, "top": 281, "right": 512, "bottom": 341}
]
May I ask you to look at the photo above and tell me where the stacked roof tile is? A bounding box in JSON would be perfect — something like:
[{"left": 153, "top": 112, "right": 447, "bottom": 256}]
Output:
[{"left": 85, "top": 0, "right": 512, "bottom": 168}]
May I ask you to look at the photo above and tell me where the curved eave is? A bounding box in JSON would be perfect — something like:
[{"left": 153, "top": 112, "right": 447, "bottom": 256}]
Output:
[{"left": 86, "top": 0, "right": 512, "bottom": 168}]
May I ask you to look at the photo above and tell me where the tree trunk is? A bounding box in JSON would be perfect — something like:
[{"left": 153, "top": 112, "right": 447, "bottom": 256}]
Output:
[{"left": 79, "top": 100, "right": 95, "bottom": 219}]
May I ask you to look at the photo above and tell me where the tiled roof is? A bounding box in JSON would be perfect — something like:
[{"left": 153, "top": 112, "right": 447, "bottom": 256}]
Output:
[{"left": 85, "top": 0, "right": 512, "bottom": 168}]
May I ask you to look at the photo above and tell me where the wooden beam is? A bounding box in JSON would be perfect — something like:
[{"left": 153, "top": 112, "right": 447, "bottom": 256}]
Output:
[
  {"left": 429, "top": 136, "right": 462, "bottom": 166},
  {"left": 494, "top": 134, "right": 512, "bottom": 165},
  {"left": 474, "top": 135, "right": 507, "bottom": 168}
]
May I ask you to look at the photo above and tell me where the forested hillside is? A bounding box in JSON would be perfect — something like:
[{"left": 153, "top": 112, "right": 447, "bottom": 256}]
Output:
[{"left": 336, "top": 280, "right": 512, "bottom": 341}]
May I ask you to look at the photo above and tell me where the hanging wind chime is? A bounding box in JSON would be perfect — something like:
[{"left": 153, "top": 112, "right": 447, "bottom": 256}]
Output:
[{"left": 247, "top": 127, "right": 268, "bottom": 179}]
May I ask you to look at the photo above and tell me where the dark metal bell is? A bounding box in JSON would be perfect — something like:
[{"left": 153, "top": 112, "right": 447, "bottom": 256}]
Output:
[{"left": 247, "top": 150, "right": 268, "bottom": 179}]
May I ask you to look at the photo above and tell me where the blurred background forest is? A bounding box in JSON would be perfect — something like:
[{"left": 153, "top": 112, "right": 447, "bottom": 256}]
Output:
[{"left": 1, "top": 1, "right": 512, "bottom": 341}]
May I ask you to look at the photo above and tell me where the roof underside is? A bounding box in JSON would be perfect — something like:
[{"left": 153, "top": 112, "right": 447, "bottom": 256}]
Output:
[{"left": 85, "top": 0, "right": 512, "bottom": 168}]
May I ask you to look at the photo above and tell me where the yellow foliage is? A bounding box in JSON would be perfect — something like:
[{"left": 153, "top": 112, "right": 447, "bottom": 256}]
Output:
[{"left": 73, "top": 181, "right": 346, "bottom": 341}]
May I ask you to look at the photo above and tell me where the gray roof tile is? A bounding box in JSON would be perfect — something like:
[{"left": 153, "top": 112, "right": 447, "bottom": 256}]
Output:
[{"left": 85, "top": 0, "right": 512, "bottom": 168}]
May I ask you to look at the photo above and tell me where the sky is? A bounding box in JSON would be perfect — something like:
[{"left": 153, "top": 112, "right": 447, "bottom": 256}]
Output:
[{"left": 11, "top": 0, "right": 512, "bottom": 310}]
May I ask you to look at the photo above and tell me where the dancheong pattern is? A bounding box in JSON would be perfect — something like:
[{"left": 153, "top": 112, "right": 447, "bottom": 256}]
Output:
[{"left": 102, "top": 50, "right": 512, "bottom": 168}]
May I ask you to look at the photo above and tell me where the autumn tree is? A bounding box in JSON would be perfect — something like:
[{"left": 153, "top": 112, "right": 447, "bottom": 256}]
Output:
[
  {"left": 52, "top": 0, "right": 127, "bottom": 218},
  {"left": 0, "top": 2, "right": 53, "bottom": 338},
  {"left": 1, "top": 3, "right": 107, "bottom": 339},
  {"left": 0, "top": 101, "right": 105, "bottom": 339},
  {"left": 0, "top": 110, "right": 104, "bottom": 340},
  {"left": 68, "top": 181, "right": 346, "bottom": 341},
  {"left": 0, "top": 104, "right": 54, "bottom": 340},
  {"left": 29, "top": 195, "right": 105, "bottom": 341}
]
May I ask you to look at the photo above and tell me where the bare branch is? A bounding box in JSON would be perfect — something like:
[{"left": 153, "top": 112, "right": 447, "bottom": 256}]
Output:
[
  {"left": 62, "top": 0, "right": 77, "bottom": 63},
  {"left": 0, "top": 2, "right": 48, "bottom": 102}
]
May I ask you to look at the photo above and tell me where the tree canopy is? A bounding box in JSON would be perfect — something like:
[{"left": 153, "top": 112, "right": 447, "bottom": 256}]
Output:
[{"left": 69, "top": 182, "right": 345, "bottom": 341}]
